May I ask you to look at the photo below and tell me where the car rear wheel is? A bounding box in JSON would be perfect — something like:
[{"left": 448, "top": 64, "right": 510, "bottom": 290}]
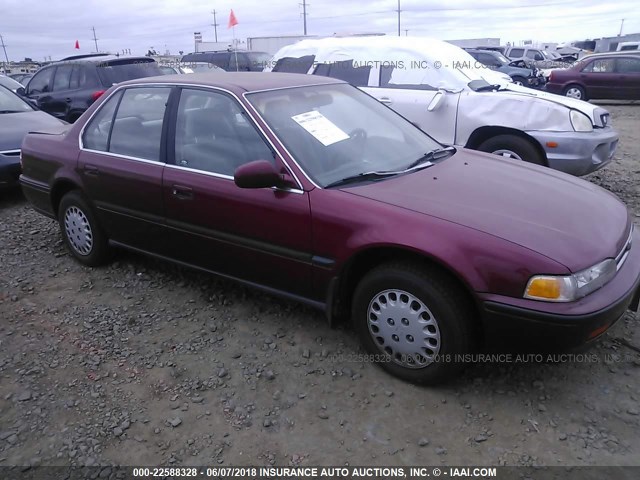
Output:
[
  {"left": 563, "top": 84, "right": 587, "bottom": 101},
  {"left": 352, "top": 262, "right": 474, "bottom": 384},
  {"left": 478, "top": 134, "right": 545, "bottom": 165},
  {"left": 58, "top": 191, "right": 110, "bottom": 266},
  {"left": 511, "top": 76, "right": 526, "bottom": 86}
]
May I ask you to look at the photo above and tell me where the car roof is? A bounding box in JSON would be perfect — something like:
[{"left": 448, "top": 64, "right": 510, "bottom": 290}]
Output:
[
  {"left": 119, "top": 71, "right": 344, "bottom": 93},
  {"left": 47, "top": 55, "right": 156, "bottom": 66},
  {"left": 581, "top": 51, "right": 640, "bottom": 60}
]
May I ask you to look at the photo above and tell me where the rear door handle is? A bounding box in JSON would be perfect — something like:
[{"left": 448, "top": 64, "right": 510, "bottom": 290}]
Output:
[
  {"left": 83, "top": 165, "right": 99, "bottom": 176},
  {"left": 171, "top": 185, "right": 193, "bottom": 200},
  {"left": 65, "top": 98, "right": 72, "bottom": 103},
  {"left": 378, "top": 97, "right": 393, "bottom": 104}
]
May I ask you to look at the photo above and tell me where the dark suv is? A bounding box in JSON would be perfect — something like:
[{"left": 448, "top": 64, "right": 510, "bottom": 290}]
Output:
[
  {"left": 17, "top": 55, "right": 163, "bottom": 123},
  {"left": 181, "top": 50, "right": 271, "bottom": 72}
]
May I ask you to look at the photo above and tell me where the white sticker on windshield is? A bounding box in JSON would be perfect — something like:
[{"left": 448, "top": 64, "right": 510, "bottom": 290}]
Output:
[{"left": 291, "top": 111, "right": 350, "bottom": 146}]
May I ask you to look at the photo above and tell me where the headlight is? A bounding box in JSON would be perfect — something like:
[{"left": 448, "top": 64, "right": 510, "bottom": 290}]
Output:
[
  {"left": 570, "top": 110, "right": 593, "bottom": 132},
  {"left": 524, "top": 258, "right": 616, "bottom": 302}
]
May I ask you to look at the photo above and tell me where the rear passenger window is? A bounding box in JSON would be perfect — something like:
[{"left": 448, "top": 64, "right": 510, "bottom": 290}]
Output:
[
  {"left": 174, "top": 89, "right": 273, "bottom": 176},
  {"left": 312, "top": 60, "right": 371, "bottom": 87},
  {"left": 509, "top": 48, "right": 524, "bottom": 58},
  {"left": 109, "top": 87, "right": 171, "bottom": 161},
  {"left": 52, "top": 65, "right": 74, "bottom": 91},
  {"left": 82, "top": 90, "right": 123, "bottom": 151}
]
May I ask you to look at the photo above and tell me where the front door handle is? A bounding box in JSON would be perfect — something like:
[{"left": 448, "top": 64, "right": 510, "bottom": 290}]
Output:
[
  {"left": 378, "top": 97, "right": 393, "bottom": 104},
  {"left": 171, "top": 185, "right": 193, "bottom": 200},
  {"left": 65, "top": 98, "right": 72, "bottom": 103},
  {"left": 83, "top": 165, "right": 99, "bottom": 176}
]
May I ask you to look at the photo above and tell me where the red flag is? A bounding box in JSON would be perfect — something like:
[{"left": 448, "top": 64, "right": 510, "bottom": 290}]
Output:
[
  {"left": 74, "top": 40, "right": 80, "bottom": 49},
  {"left": 228, "top": 9, "right": 238, "bottom": 28}
]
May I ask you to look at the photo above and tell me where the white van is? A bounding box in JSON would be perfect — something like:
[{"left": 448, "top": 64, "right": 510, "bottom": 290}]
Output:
[{"left": 267, "top": 36, "right": 618, "bottom": 176}]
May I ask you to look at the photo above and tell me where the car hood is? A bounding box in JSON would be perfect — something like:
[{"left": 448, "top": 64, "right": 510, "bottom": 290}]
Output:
[
  {"left": 494, "top": 83, "right": 608, "bottom": 126},
  {"left": 0, "top": 110, "right": 67, "bottom": 151},
  {"left": 345, "top": 150, "right": 629, "bottom": 272}
]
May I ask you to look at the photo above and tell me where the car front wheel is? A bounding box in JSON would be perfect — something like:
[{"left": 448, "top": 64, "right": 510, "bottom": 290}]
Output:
[
  {"left": 58, "top": 191, "right": 110, "bottom": 266},
  {"left": 478, "top": 134, "right": 545, "bottom": 166},
  {"left": 352, "top": 262, "right": 474, "bottom": 384}
]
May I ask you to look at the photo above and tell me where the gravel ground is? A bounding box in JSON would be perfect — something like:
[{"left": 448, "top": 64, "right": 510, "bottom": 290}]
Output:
[{"left": 1, "top": 104, "right": 639, "bottom": 469}]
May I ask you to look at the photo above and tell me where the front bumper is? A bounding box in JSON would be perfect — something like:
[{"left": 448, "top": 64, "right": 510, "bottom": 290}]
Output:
[
  {"left": 527, "top": 126, "right": 619, "bottom": 176},
  {"left": 0, "top": 153, "right": 21, "bottom": 188},
  {"left": 479, "top": 226, "right": 640, "bottom": 352}
]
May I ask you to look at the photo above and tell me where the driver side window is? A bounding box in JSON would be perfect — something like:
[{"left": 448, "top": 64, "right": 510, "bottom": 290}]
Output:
[
  {"left": 174, "top": 89, "right": 274, "bottom": 176},
  {"left": 27, "top": 68, "right": 54, "bottom": 94}
]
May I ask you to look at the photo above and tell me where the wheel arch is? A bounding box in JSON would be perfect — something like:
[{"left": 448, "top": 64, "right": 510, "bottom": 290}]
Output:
[
  {"left": 51, "top": 179, "right": 81, "bottom": 216},
  {"left": 329, "top": 246, "right": 481, "bottom": 333},
  {"left": 465, "top": 126, "right": 548, "bottom": 166}
]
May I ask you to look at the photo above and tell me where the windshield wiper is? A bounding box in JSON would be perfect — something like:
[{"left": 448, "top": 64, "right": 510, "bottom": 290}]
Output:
[
  {"left": 324, "top": 170, "right": 399, "bottom": 189},
  {"left": 404, "top": 146, "right": 456, "bottom": 171}
]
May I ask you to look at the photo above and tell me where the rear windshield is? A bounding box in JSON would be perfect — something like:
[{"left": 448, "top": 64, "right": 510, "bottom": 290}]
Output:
[{"left": 96, "top": 59, "right": 163, "bottom": 86}]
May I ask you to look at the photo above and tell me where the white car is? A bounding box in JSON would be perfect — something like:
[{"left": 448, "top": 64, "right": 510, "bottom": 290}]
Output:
[{"left": 267, "top": 36, "right": 618, "bottom": 176}]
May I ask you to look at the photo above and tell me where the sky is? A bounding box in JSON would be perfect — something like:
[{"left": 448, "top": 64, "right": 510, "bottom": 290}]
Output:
[{"left": 1, "top": 0, "right": 638, "bottom": 61}]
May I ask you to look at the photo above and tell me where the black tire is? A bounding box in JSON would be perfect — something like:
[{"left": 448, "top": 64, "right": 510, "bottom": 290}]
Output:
[
  {"left": 478, "top": 134, "right": 545, "bottom": 165},
  {"left": 352, "top": 262, "right": 475, "bottom": 385},
  {"left": 563, "top": 84, "right": 587, "bottom": 101},
  {"left": 511, "top": 76, "right": 527, "bottom": 86},
  {"left": 58, "top": 191, "right": 111, "bottom": 266}
]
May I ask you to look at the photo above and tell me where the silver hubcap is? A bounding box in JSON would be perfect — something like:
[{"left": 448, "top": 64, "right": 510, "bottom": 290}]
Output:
[
  {"left": 566, "top": 87, "right": 582, "bottom": 99},
  {"left": 367, "top": 289, "right": 441, "bottom": 369},
  {"left": 492, "top": 149, "right": 523, "bottom": 160},
  {"left": 64, "top": 206, "right": 93, "bottom": 255},
  {"left": 514, "top": 80, "right": 524, "bottom": 86}
]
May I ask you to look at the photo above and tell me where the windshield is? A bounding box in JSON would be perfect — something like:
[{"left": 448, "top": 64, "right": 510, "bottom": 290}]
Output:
[
  {"left": 96, "top": 59, "right": 163, "bottom": 85},
  {"left": 248, "top": 83, "right": 443, "bottom": 188},
  {"left": 0, "top": 85, "right": 34, "bottom": 112},
  {"left": 540, "top": 50, "right": 555, "bottom": 60},
  {"left": 494, "top": 52, "right": 511, "bottom": 64}
]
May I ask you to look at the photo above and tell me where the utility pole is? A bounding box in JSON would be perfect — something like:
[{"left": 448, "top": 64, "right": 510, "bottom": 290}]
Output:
[
  {"left": 396, "top": 0, "right": 401, "bottom": 37},
  {"left": 211, "top": 10, "right": 219, "bottom": 42},
  {"left": 0, "top": 34, "right": 9, "bottom": 66},
  {"left": 618, "top": 18, "right": 625, "bottom": 36},
  {"left": 91, "top": 26, "right": 99, "bottom": 52},
  {"left": 404, "top": 29, "right": 409, "bottom": 36},
  {"left": 300, "top": 0, "right": 308, "bottom": 35}
]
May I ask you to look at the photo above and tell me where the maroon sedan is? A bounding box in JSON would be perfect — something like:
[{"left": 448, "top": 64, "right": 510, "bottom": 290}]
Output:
[
  {"left": 19, "top": 73, "right": 640, "bottom": 384},
  {"left": 546, "top": 52, "right": 640, "bottom": 101}
]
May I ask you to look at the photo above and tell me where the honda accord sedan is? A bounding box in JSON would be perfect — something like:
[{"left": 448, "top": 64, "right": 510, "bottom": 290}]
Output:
[{"left": 19, "top": 73, "right": 640, "bottom": 384}]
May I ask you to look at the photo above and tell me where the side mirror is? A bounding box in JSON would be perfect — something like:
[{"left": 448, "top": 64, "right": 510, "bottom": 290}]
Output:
[
  {"left": 427, "top": 91, "right": 446, "bottom": 112},
  {"left": 234, "top": 160, "right": 284, "bottom": 189},
  {"left": 16, "top": 87, "right": 25, "bottom": 96}
]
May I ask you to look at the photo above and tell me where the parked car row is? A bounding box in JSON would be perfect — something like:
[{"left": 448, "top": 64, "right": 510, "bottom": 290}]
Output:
[{"left": 17, "top": 73, "right": 640, "bottom": 384}]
